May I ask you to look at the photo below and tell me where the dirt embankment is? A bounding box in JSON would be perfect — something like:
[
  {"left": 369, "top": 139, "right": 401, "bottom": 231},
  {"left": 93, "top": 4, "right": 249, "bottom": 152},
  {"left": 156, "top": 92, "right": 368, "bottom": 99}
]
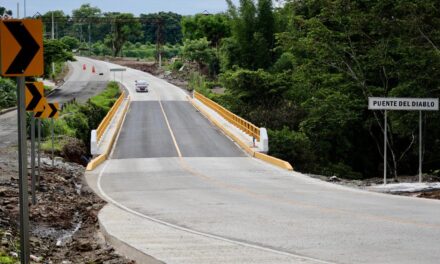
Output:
[
  {"left": 311, "top": 174, "right": 440, "bottom": 200},
  {"left": 93, "top": 56, "right": 190, "bottom": 90},
  {"left": 0, "top": 145, "right": 134, "bottom": 263}
]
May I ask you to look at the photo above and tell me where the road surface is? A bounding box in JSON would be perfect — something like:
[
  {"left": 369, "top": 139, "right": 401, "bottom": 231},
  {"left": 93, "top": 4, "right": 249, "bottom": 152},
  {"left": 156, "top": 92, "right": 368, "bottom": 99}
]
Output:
[
  {"left": 85, "top": 57, "right": 440, "bottom": 264},
  {"left": 47, "top": 57, "right": 109, "bottom": 104}
]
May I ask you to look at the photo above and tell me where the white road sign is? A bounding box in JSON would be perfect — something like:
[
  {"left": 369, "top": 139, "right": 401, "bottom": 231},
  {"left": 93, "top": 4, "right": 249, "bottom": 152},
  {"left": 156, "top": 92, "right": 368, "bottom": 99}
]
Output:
[
  {"left": 368, "top": 97, "right": 439, "bottom": 111},
  {"left": 110, "top": 68, "right": 127, "bottom": 72}
]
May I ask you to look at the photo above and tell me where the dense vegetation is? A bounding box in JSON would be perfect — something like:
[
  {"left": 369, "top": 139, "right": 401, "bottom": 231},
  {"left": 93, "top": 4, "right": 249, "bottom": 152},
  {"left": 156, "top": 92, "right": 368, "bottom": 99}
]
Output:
[
  {"left": 37, "top": 82, "right": 121, "bottom": 161},
  {"left": 39, "top": 5, "right": 184, "bottom": 59},
  {"left": 1, "top": 1, "right": 439, "bottom": 178},
  {"left": 182, "top": 0, "right": 440, "bottom": 179},
  {"left": 0, "top": 78, "right": 16, "bottom": 111}
]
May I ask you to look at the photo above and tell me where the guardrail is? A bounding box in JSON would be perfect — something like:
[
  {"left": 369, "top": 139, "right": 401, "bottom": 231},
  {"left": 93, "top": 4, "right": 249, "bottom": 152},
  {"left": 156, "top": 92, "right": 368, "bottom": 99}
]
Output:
[
  {"left": 96, "top": 91, "right": 126, "bottom": 141},
  {"left": 87, "top": 95, "right": 130, "bottom": 171},
  {"left": 194, "top": 91, "right": 260, "bottom": 141},
  {"left": 189, "top": 96, "right": 293, "bottom": 171}
]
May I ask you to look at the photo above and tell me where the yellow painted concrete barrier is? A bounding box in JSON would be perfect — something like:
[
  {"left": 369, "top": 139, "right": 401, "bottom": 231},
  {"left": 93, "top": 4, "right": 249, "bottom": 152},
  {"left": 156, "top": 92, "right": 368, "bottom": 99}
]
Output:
[
  {"left": 189, "top": 96, "right": 293, "bottom": 171},
  {"left": 254, "top": 152, "right": 293, "bottom": 171},
  {"left": 194, "top": 91, "right": 260, "bottom": 141},
  {"left": 96, "top": 91, "right": 126, "bottom": 141},
  {"left": 86, "top": 96, "right": 130, "bottom": 171}
]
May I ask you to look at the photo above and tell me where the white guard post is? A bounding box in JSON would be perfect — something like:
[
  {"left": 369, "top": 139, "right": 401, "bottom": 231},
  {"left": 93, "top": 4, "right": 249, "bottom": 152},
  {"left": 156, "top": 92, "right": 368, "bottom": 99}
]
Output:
[
  {"left": 91, "top": 130, "right": 98, "bottom": 156},
  {"left": 259, "top": 128, "right": 269, "bottom": 153}
]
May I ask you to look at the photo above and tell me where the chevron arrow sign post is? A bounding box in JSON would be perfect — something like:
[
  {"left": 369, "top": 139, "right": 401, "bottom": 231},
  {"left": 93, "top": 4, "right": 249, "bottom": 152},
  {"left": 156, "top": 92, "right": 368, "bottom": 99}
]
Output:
[
  {"left": 25, "top": 82, "right": 45, "bottom": 112},
  {"left": 0, "top": 19, "right": 45, "bottom": 264},
  {"left": 0, "top": 19, "right": 44, "bottom": 76},
  {"left": 35, "top": 102, "right": 59, "bottom": 119}
]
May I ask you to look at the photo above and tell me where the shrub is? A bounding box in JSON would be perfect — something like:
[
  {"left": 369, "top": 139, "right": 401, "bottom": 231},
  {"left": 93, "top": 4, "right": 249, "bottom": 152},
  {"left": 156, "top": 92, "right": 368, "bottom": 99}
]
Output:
[
  {"left": 172, "top": 60, "right": 184, "bottom": 71},
  {"left": 268, "top": 127, "right": 315, "bottom": 172},
  {"left": 0, "top": 77, "right": 16, "bottom": 110}
]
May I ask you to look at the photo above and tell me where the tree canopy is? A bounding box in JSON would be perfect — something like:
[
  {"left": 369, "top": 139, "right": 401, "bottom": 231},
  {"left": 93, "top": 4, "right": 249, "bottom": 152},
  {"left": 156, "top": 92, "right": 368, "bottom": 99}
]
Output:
[{"left": 184, "top": 0, "right": 440, "bottom": 179}]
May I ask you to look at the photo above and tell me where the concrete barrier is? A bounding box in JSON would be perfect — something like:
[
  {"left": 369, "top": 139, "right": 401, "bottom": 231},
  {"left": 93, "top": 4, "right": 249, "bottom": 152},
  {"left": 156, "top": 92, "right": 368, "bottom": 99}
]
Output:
[
  {"left": 259, "top": 128, "right": 269, "bottom": 153},
  {"left": 91, "top": 130, "right": 98, "bottom": 156},
  {"left": 86, "top": 96, "right": 130, "bottom": 171}
]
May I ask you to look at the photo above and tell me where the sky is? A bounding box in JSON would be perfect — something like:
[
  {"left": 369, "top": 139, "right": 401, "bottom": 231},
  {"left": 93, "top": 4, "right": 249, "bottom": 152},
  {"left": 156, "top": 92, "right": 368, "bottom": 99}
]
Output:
[{"left": 1, "top": 0, "right": 240, "bottom": 17}]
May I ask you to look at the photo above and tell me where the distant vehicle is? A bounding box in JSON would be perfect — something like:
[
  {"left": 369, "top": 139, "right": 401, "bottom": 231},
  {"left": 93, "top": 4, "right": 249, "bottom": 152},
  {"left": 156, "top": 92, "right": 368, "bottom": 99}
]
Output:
[{"left": 135, "top": 80, "right": 149, "bottom": 92}]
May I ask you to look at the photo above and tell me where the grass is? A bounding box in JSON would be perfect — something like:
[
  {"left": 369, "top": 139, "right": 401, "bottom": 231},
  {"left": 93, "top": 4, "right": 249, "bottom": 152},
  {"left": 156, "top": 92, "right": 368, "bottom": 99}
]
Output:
[
  {"left": 41, "top": 136, "right": 68, "bottom": 154},
  {"left": 39, "top": 81, "right": 122, "bottom": 155},
  {"left": 90, "top": 81, "right": 121, "bottom": 111},
  {"left": 0, "top": 254, "right": 18, "bottom": 264}
]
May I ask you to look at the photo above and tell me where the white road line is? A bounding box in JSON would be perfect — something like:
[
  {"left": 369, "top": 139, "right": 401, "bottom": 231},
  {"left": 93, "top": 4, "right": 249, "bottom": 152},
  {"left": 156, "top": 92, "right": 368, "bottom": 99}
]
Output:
[
  {"left": 98, "top": 88, "right": 333, "bottom": 263},
  {"left": 97, "top": 161, "right": 334, "bottom": 264}
]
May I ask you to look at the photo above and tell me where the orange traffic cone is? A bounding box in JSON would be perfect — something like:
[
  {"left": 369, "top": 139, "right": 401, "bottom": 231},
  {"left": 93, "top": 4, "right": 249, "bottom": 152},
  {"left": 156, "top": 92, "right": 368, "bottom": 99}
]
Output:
[
  {"left": 83, "top": 64, "right": 86, "bottom": 70},
  {"left": 92, "top": 66, "right": 96, "bottom": 74}
]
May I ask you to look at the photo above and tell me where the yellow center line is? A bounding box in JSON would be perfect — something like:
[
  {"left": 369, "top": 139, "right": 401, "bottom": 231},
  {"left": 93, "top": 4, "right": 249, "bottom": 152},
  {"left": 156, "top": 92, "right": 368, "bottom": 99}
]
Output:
[{"left": 153, "top": 88, "right": 439, "bottom": 230}]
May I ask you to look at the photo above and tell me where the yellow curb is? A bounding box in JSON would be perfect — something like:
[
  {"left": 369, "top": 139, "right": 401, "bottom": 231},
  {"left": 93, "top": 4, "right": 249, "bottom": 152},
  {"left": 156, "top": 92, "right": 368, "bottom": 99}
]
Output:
[
  {"left": 86, "top": 96, "right": 131, "bottom": 171},
  {"left": 188, "top": 96, "right": 293, "bottom": 171}
]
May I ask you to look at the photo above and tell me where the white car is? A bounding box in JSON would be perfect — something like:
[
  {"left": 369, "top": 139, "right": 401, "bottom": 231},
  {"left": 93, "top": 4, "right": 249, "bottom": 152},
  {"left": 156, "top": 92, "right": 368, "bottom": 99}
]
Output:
[{"left": 135, "top": 80, "right": 149, "bottom": 92}]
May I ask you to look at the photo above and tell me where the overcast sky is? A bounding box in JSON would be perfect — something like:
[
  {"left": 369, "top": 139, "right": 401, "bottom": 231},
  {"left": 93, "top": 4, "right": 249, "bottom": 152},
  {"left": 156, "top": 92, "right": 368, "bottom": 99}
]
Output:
[{"left": 1, "top": 0, "right": 240, "bottom": 17}]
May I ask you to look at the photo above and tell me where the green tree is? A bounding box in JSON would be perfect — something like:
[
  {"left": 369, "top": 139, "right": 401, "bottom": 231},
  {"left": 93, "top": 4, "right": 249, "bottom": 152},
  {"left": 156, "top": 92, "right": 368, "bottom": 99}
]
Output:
[
  {"left": 43, "top": 39, "right": 75, "bottom": 78},
  {"left": 182, "top": 13, "right": 231, "bottom": 49},
  {"left": 72, "top": 4, "right": 102, "bottom": 43},
  {"left": 104, "top": 13, "right": 143, "bottom": 57},
  {"left": 0, "top": 6, "right": 12, "bottom": 17},
  {"left": 182, "top": 38, "right": 215, "bottom": 70},
  {"left": 256, "top": 0, "right": 275, "bottom": 67},
  {"left": 223, "top": 0, "right": 276, "bottom": 70},
  {"left": 42, "top": 11, "right": 70, "bottom": 39},
  {"left": 140, "top": 12, "right": 183, "bottom": 44},
  {"left": 60, "top": 36, "right": 80, "bottom": 50}
]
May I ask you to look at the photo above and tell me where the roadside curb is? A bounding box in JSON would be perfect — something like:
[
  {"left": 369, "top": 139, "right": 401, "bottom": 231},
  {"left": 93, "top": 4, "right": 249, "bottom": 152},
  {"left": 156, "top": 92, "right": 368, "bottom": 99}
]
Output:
[
  {"left": 188, "top": 96, "right": 293, "bottom": 171},
  {"left": 0, "top": 106, "right": 17, "bottom": 116},
  {"left": 98, "top": 207, "right": 165, "bottom": 264}
]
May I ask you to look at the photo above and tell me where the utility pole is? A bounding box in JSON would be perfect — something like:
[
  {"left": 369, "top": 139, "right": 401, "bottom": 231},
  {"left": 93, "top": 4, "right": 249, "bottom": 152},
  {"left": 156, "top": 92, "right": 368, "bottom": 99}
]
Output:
[
  {"left": 17, "top": 3, "right": 19, "bottom": 18},
  {"left": 23, "top": 0, "right": 26, "bottom": 17},
  {"left": 155, "top": 18, "right": 163, "bottom": 68},
  {"left": 88, "top": 22, "right": 91, "bottom": 56},
  {"left": 52, "top": 12, "right": 55, "bottom": 75}
]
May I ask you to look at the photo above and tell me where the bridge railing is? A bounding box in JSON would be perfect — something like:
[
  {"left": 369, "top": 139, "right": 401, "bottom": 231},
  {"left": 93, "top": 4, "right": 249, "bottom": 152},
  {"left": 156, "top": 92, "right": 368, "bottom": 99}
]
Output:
[
  {"left": 96, "top": 91, "right": 126, "bottom": 142},
  {"left": 194, "top": 91, "right": 260, "bottom": 142}
]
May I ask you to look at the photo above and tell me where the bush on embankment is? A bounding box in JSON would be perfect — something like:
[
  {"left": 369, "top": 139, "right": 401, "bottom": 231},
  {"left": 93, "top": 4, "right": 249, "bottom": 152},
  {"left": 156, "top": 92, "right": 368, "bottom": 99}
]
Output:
[{"left": 39, "top": 81, "right": 121, "bottom": 164}]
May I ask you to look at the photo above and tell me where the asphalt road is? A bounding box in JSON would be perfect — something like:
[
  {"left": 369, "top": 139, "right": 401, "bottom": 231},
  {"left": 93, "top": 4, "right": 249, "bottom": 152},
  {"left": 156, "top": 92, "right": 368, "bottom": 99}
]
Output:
[
  {"left": 47, "top": 57, "right": 110, "bottom": 104},
  {"left": 113, "top": 101, "right": 245, "bottom": 159},
  {"left": 84, "top": 57, "right": 440, "bottom": 264},
  {"left": 0, "top": 110, "right": 17, "bottom": 148}
]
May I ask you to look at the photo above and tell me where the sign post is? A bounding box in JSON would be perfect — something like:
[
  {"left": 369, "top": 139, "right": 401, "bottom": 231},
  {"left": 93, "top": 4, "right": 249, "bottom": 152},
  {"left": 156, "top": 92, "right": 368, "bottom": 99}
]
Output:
[
  {"left": 51, "top": 118, "right": 54, "bottom": 166},
  {"left": 384, "top": 110, "right": 387, "bottom": 184},
  {"left": 1, "top": 19, "right": 44, "bottom": 264},
  {"left": 369, "top": 97, "right": 439, "bottom": 184},
  {"left": 37, "top": 118, "right": 41, "bottom": 187},
  {"left": 16, "top": 77, "right": 30, "bottom": 264},
  {"left": 110, "top": 68, "right": 126, "bottom": 82},
  {"left": 35, "top": 102, "right": 59, "bottom": 167},
  {"left": 25, "top": 82, "right": 44, "bottom": 205},
  {"left": 419, "top": 111, "right": 422, "bottom": 182}
]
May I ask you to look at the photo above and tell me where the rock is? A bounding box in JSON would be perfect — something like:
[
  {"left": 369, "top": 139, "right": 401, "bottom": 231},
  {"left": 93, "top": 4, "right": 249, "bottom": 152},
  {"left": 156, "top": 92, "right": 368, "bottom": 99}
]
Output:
[
  {"left": 328, "top": 176, "right": 341, "bottom": 182},
  {"left": 76, "top": 239, "right": 93, "bottom": 252},
  {"left": 10, "top": 251, "right": 18, "bottom": 258},
  {"left": 0, "top": 187, "right": 8, "bottom": 196},
  {"left": 30, "top": 254, "right": 42, "bottom": 262},
  {"left": 1, "top": 237, "right": 9, "bottom": 247}
]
